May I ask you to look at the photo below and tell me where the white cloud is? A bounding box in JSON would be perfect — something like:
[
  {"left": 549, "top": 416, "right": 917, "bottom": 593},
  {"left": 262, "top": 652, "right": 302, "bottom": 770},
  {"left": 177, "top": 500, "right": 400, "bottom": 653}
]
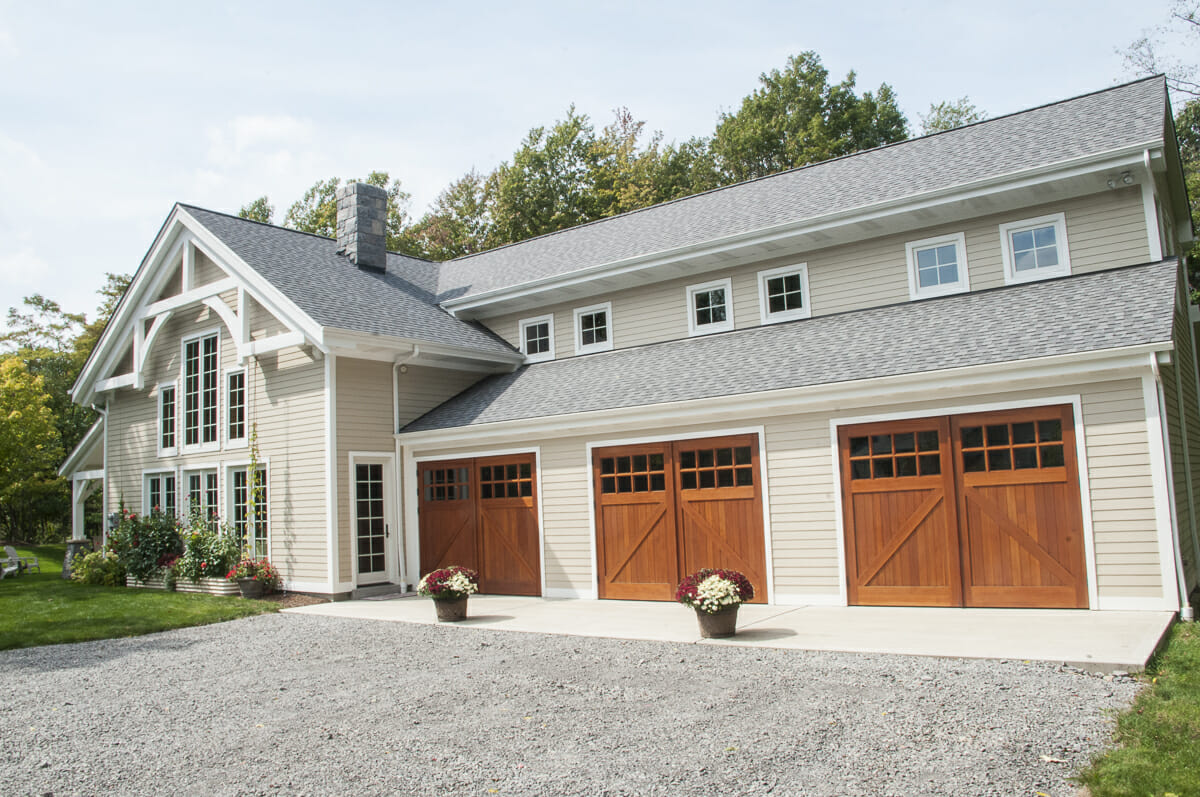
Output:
[{"left": 204, "top": 114, "right": 314, "bottom": 169}]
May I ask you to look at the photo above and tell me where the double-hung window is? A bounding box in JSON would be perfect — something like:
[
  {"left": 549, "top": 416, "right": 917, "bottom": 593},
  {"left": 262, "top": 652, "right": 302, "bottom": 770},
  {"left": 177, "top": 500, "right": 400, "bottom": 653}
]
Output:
[
  {"left": 573, "top": 302, "right": 613, "bottom": 355},
  {"left": 182, "top": 332, "right": 219, "bottom": 449},
  {"left": 226, "top": 369, "right": 246, "bottom": 446},
  {"left": 231, "top": 465, "right": 268, "bottom": 557},
  {"left": 519, "top": 315, "right": 555, "bottom": 363},
  {"left": 905, "top": 233, "right": 969, "bottom": 299},
  {"left": 757, "top": 264, "right": 811, "bottom": 324},
  {"left": 184, "top": 469, "right": 219, "bottom": 526},
  {"left": 999, "top": 213, "right": 1071, "bottom": 284},
  {"left": 158, "top": 383, "right": 177, "bottom": 455},
  {"left": 145, "top": 472, "right": 177, "bottom": 516},
  {"left": 687, "top": 278, "right": 734, "bottom": 336}
]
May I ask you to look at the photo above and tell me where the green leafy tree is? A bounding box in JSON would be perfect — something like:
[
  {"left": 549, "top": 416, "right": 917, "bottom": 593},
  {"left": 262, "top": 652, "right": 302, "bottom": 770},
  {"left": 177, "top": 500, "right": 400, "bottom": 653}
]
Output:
[
  {"left": 283, "top": 171, "right": 417, "bottom": 255},
  {"left": 238, "top": 196, "right": 274, "bottom": 224},
  {"left": 919, "top": 97, "right": 987, "bottom": 135},
  {"left": 0, "top": 358, "right": 62, "bottom": 539},
  {"left": 399, "top": 170, "right": 493, "bottom": 260},
  {"left": 711, "top": 52, "right": 908, "bottom": 182}
]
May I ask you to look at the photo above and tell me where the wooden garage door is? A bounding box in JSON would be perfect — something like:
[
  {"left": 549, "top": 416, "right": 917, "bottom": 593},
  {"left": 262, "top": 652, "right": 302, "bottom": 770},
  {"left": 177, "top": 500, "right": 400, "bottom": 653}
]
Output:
[
  {"left": 840, "top": 405, "right": 1087, "bottom": 609},
  {"left": 594, "top": 434, "right": 767, "bottom": 602},
  {"left": 418, "top": 454, "right": 541, "bottom": 596}
]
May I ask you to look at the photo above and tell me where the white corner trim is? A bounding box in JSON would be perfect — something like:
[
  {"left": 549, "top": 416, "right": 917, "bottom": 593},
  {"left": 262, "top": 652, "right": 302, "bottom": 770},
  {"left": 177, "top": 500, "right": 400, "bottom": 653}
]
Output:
[
  {"left": 1142, "top": 371, "right": 1184, "bottom": 613},
  {"left": 1141, "top": 166, "right": 1164, "bottom": 262},
  {"left": 686, "top": 277, "right": 735, "bottom": 337},
  {"left": 999, "top": 212, "right": 1072, "bottom": 285},
  {"left": 904, "top": 232, "right": 970, "bottom": 300},
  {"left": 757, "top": 263, "right": 812, "bottom": 325},
  {"left": 573, "top": 302, "right": 614, "bottom": 355},
  {"left": 518, "top": 314, "right": 555, "bottom": 363},
  {"left": 325, "top": 354, "right": 339, "bottom": 590}
]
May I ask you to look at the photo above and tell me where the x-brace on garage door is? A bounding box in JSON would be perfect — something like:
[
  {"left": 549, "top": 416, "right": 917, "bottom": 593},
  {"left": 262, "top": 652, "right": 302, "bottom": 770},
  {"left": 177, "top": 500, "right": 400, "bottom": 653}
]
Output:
[
  {"left": 839, "top": 405, "right": 1088, "bottom": 609},
  {"left": 593, "top": 434, "right": 768, "bottom": 602}
]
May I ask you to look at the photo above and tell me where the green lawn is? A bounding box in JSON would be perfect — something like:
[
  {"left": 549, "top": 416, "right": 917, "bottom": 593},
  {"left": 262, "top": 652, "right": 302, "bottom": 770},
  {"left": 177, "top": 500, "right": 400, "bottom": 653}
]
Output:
[
  {"left": 0, "top": 543, "right": 277, "bottom": 651},
  {"left": 1078, "top": 620, "right": 1200, "bottom": 796}
]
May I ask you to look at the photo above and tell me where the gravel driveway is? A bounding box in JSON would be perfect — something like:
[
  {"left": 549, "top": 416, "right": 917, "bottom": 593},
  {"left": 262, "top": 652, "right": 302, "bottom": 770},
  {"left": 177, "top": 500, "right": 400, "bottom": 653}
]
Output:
[{"left": 3, "top": 612, "right": 1138, "bottom": 796}]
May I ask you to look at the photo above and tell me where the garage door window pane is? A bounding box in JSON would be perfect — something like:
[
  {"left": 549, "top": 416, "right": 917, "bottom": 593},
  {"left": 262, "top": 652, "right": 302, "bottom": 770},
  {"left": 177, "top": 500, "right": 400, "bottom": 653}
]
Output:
[
  {"left": 1038, "top": 420, "right": 1062, "bottom": 442},
  {"left": 600, "top": 453, "right": 665, "bottom": 494},
  {"left": 896, "top": 456, "right": 917, "bottom": 477},
  {"left": 1041, "top": 445, "right": 1065, "bottom": 467}
]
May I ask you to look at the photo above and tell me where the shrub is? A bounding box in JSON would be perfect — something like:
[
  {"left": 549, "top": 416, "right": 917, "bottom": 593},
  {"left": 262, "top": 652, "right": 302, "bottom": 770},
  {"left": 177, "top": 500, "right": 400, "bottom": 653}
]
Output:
[
  {"left": 226, "top": 558, "right": 281, "bottom": 592},
  {"left": 107, "top": 508, "right": 183, "bottom": 582},
  {"left": 70, "top": 551, "right": 125, "bottom": 586},
  {"left": 175, "top": 511, "right": 240, "bottom": 584}
]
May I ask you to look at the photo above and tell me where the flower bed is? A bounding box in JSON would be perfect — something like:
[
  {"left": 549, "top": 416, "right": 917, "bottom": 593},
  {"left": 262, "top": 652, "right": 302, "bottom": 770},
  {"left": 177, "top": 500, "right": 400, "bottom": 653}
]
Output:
[{"left": 125, "top": 576, "right": 240, "bottom": 595}]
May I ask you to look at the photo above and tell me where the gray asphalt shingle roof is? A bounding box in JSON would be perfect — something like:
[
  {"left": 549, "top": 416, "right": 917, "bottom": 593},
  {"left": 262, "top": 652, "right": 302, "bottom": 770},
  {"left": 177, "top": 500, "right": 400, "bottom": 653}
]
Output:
[
  {"left": 181, "top": 206, "right": 518, "bottom": 357},
  {"left": 403, "top": 258, "right": 1179, "bottom": 433},
  {"left": 436, "top": 77, "right": 1167, "bottom": 301}
]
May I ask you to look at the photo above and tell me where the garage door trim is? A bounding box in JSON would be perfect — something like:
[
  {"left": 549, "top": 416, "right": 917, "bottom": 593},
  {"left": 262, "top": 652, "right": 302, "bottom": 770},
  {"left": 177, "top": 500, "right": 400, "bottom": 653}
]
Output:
[
  {"left": 586, "top": 425, "right": 773, "bottom": 603},
  {"left": 830, "top": 395, "right": 1097, "bottom": 610},
  {"left": 411, "top": 445, "right": 546, "bottom": 597}
]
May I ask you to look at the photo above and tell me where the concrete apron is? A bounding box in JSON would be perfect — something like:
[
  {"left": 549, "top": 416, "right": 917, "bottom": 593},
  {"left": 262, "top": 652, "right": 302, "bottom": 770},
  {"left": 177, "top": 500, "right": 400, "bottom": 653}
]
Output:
[{"left": 283, "top": 595, "right": 1176, "bottom": 673}]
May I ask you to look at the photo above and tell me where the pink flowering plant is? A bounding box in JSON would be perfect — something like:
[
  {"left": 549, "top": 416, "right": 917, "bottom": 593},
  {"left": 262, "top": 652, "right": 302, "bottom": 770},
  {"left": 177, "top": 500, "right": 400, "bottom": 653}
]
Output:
[
  {"left": 417, "top": 566, "right": 479, "bottom": 600},
  {"left": 227, "top": 558, "right": 281, "bottom": 591},
  {"left": 675, "top": 568, "right": 755, "bottom": 614}
]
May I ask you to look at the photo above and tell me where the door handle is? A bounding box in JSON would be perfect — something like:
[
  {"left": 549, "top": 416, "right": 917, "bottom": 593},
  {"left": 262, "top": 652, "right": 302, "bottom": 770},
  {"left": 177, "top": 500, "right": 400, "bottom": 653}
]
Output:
[{"left": 385, "top": 524, "right": 390, "bottom": 539}]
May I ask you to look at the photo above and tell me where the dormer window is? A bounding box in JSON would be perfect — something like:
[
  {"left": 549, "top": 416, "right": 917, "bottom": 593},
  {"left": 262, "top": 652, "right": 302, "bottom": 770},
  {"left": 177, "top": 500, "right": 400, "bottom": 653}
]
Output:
[
  {"left": 905, "top": 233, "right": 969, "bottom": 299},
  {"left": 519, "top": 315, "right": 555, "bottom": 363},
  {"left": 1000, "top": 213, "right": 1070, "bottom": 284},
  {"left": 757, "top": 264, "right": 811, "bottom": 324},
  {"left": 687, "top": 278, "right": 734, "bottom": 336},
  {"left": 574, "top": 302, "right": 613, "bottom": 355}
]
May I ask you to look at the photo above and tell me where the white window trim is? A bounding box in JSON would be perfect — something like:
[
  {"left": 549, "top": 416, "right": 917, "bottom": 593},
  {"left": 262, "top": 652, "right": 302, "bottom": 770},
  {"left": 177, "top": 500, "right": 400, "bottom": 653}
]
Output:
[
  {"left": 181, "top": 466, "right": 220, "bottom": 523},
  {"left": 224, "top": 367, "right": 247, "bottom": 449},
  {"left": 226, "top": 460, "right": 270, "bottom": 558},
  {"left": 157, "top": 380, "right": 178, "bottom": 457},
  {"left": 518, "top": 314, "right": 555, "bottom": 363},
  {"left": 757, "top": 263, "right": 812, "bottom": 324},
  {"left": 142, "top": 468, "right": 179, "bottom": 516},
  {"left": 573, "top": 302, "right": 614, "bottom": 355},
  {"left": 905, "top": 233, "right": 970, "bottom": 300},
  {"left": 180, "top": 328, "right": 221, "bottom": 454},
  {"left": 999, "top": 212, "right": 1071, "bottom": 285},
  {"left": 686, "top": 277, "right": 735, "bottom": 337}
]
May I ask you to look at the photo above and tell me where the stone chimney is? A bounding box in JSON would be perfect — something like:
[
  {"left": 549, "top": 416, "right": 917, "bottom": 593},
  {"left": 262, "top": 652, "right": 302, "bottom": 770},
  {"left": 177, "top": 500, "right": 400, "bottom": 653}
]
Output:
[{"left": 335, "top": 182, "right": 388, "bottom": 271}]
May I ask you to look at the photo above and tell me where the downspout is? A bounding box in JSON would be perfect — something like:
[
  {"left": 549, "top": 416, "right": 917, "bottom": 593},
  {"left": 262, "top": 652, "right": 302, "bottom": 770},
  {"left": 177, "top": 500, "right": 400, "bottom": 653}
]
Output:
[
  {"left": 1151, "top": 354, "right": 1195, "bottom": 620},
  {"left": 393, "top": 346, "right": 420, "bottom": 590}
]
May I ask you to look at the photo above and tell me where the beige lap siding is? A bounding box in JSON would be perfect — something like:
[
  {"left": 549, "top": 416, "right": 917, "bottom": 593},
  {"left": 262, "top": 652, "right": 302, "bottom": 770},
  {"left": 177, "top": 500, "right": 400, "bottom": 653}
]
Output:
[
  {"left": 482, "top": 187, "right": 1148, "bottom": 355},
  {"left": 409, "top": 377, "right": 1163, "bottom": 604},
  {"left": 105, "top": 288, "right": 329, "bottom": 585},
  {"left": 1169, "top": 299, "right": 1200, "bottom": 592},
  {"left": 336, "top": 360, "right": 484, "bottom": 585}
]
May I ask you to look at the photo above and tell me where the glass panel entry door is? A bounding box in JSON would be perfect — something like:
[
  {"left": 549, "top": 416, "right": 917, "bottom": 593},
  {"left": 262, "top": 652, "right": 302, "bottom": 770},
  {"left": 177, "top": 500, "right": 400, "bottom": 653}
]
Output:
[{"left": 355, "top": 463, "right": 388, "bottom": 584}]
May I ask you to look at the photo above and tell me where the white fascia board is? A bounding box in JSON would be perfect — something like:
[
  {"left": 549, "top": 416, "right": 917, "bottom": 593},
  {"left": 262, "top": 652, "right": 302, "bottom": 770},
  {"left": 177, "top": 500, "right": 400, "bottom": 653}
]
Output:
[
  {"left": 398, "top": 342, "right": 1167, "bottom": 449},
  {"left": 442, "top": 143, "right": 1159, "bottom": 314},
  {"left": 322, "top": 328, "right": 522, "bottom": 368},
  {"left": 58, "top": 418, "right": 105, "bottom": 477}
]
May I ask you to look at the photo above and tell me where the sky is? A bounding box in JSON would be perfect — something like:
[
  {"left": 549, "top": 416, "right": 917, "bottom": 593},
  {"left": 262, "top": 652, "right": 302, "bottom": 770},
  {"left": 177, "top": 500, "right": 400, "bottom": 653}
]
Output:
[{"left": 0, "top": 0, "right": 1193, "bottom": 324}]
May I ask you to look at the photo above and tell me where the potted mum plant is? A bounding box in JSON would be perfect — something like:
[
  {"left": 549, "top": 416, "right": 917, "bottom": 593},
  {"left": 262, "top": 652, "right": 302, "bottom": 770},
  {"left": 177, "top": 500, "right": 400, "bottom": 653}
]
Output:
[
  {"left": 675, "top": 568, "right": 755, "bottom": 638},
  {"left": 226, "top": 557, "right": 280, "bottom": 599},
  {"left": 417, "top": 565, "right": 479, "bottom": 622}
]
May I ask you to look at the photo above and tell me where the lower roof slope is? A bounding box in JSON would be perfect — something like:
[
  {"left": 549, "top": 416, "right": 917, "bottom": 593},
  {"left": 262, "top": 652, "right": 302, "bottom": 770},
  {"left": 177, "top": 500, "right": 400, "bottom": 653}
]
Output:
[
  {"left": 404, "top": 259, "right": 1179, "bottom": 433},
  {"left": 182, "top": 205, "right": 518, "bottom": 357}
]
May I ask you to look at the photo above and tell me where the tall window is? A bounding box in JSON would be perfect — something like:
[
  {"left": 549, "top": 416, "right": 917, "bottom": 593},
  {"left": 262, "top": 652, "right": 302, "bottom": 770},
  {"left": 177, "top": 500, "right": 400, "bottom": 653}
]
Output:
[
  {"left": 574, "top": 302, "right": 613, "bottom": 354},
  {"left": 905, "top": 234, "right": 969, "bottom": 299},
  {"left": 231, "top": 466, "right": 268, "bottom": 557},
  {"left": 519, "top": 315, "right": 555, "bottom": 363},
  {"left": 687, "top": 278, "right": 734, "bottom": 336},
  {"left": 757, "top": 264, "right": 811, "bottom": 323},
  {"left": 1000, "top": 213, "right": 1071, "bottom": 284},
  {"left": 183, "top": 333, "right": 218, "bottom": 447},
  {"left": 185, "top": 469, "right": 219, "bottom": 526},
  {"left": 159, "top": 384, "right": 176, "bottom": 454},
  {"left": 146, "top": 473, "right": 177, "bottom": 516},
  {"left": 227, "top": 370, "right": 246, "bottom": 443}
]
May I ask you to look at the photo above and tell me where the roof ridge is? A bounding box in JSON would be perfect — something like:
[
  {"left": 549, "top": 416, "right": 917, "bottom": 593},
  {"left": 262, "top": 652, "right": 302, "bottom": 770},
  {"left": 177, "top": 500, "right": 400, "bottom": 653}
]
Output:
[{"left": 446, "top": 75, "right": 1168, "bottom": 265}]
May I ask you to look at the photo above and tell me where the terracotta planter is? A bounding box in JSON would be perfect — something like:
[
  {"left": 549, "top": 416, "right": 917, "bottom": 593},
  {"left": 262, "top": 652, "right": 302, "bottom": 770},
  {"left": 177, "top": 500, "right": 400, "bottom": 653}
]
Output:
[
  {"left": 237, "top": 578, "right": 265, "bottom": 599},
  {"left": 433, "top": 596, "right": 468, "bottom": 622},
  {"left": 695, "top": 604, "right": 740, "bottom": 638}
]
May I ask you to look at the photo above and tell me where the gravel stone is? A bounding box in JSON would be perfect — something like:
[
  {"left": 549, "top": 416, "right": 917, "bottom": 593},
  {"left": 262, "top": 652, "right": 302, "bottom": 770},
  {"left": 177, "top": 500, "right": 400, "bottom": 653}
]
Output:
[{"left": 1, "top": 613, "right": 1140, "bottom": 796}]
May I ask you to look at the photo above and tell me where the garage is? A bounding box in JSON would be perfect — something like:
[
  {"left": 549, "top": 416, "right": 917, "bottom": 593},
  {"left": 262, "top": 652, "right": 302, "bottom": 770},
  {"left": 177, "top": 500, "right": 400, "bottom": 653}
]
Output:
[
  {"left": 417, "top": 454, "right": 541, "bottom": 596},
  {"left": 593, "top": 434, "right": 767, "bottom": 602},
  {"left": 839, "top": 405, "right": 1088, "bottom": 609}
]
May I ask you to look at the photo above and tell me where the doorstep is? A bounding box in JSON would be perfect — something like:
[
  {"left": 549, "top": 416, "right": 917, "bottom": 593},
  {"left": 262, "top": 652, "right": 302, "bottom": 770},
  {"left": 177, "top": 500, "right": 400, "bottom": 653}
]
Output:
[{"left": 283, "top": 595, "right": 1175, "bottom": 673}]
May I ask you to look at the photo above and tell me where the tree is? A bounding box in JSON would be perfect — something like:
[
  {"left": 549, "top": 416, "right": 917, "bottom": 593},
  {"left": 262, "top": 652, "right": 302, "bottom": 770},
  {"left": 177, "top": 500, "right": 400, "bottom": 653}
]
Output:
[
  {"left": 238, "top": 196, "right": 274, "bottom": 224},
  {"left": 1122, "top": 1, "right": 1200, "bottom": 98},
  {"left": 0, "top": 357, "right": 62, "bottom": 540},
  {"left": 283, "top": 172, "right": 419, "bottom": 255},
  {"left": 399, "top": 170, "right": 493, "bottom": 261},
  {"left": 919, "top": 97, "right": 987, "bottom": 135},
  {"left": 711, "top": 52, "right": 908, "bottom": 182}
]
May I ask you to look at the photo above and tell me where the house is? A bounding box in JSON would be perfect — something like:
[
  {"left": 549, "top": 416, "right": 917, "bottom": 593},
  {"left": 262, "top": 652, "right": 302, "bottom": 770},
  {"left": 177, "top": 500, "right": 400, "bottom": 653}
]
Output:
[{"left": 65, "top": 76, "right": 1199, "bottom": 616}]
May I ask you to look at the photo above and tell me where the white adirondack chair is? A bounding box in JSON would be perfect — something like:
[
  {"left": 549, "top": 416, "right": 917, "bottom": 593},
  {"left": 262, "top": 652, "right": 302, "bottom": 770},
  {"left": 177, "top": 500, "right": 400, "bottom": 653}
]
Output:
[{"left": 3, "top": 545, "right": 38, "bottom": 574}]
